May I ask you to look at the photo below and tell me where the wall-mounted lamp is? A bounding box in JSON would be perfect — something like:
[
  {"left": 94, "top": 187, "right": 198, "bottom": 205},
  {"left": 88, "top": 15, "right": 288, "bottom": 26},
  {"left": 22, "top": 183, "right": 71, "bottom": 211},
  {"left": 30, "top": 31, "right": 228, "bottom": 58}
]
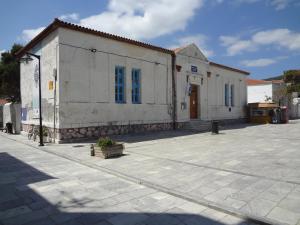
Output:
[
  {"left": 176, "top": 65, "right": 182, "bottom": 72},
  {"left": 90, "top": 48, "right": 97, "bottom": 53}
]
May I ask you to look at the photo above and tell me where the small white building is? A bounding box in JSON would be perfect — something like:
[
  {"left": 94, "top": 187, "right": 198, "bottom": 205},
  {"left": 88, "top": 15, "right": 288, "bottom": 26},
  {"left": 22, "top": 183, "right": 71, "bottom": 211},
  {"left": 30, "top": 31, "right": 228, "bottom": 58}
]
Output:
[
  {"left": 17, "top": 19, "right": 249, "bottom": 143},
  {"left": 247, "top": 79, "right": 286, "bottom": 104}
]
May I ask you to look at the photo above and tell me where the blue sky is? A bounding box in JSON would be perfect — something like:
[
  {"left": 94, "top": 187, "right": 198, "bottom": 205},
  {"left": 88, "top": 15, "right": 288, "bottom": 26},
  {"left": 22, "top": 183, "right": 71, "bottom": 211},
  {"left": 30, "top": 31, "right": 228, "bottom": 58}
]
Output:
[{"left": 1, "top": 0, "right": 299, "bottom": 79}]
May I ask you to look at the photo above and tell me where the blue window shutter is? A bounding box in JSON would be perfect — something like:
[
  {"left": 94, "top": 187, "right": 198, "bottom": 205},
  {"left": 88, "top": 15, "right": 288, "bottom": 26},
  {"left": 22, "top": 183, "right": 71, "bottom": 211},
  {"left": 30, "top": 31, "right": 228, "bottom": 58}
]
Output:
[
  {"left": 231, "top": 85, "right": 234, "bottom": 106},
  {"left": 132, "top": 69, "right": 141, "bottom": 104},
  {"left": 115, "top": 66, "right": 125, "bottom": 103},
  {"left": 225, "top": 84, "right": 229, "bottom": 106}
]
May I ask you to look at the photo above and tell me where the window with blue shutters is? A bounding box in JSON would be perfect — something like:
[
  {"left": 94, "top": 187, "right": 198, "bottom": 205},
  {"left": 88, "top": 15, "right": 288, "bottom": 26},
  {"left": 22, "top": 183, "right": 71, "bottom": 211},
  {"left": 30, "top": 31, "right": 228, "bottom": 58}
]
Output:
[
  {"left": 225, "top": 83, "right": 229, "bottom": 106},
  {"left": 230, "top": 84, "right": 234, "bottom": 107},
  {"left": 132, "top": 69, "right": 141, "bottom": 104},
  {"left": 115, "top": 66, "right": 125, "bottom": 103}
]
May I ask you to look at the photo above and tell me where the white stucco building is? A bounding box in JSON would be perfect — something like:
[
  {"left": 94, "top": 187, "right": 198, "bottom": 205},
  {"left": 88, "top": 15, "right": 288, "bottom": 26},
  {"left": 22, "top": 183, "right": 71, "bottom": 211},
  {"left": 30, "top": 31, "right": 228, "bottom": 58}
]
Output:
[
  {"left": 17, "top": 19, "right": 249, "bottom": 143},
  {"left": 247, "top": 79, "right": 286, "bottom": 104}
]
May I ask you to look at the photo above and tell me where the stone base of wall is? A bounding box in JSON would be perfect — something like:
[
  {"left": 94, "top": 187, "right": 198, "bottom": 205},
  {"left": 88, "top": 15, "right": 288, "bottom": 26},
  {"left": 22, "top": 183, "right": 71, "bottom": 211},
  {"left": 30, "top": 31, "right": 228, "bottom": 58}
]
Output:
[
  {"left": 218, "top": 118, "right": 248, "bottom": 126},
  {"left": 22, "top": 122, "right": 185, "bottom": 143},
  {"left": 22, "top": 123, "right": 58, "bottom": 143}
]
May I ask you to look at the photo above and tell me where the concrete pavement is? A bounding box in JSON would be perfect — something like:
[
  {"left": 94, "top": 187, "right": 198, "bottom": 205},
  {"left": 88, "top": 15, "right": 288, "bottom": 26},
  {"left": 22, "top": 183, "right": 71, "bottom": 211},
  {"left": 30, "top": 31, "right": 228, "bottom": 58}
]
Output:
[
  {"left": 0, "top": 133, "right": 257, "bottom": 225},
  {"left": 1, "top": 120, "right": 300, "bottom": 224}
]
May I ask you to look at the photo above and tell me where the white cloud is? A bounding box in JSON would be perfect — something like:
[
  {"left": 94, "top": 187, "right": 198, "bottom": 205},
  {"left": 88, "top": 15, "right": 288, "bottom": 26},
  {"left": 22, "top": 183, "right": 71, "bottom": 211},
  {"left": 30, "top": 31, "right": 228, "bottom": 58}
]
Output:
[
  {"left": 19, "top": 0, "right": 204, "bottom": 43},
  {"left": 241, "top": 58, "right": 277, "bottom": 67},
  {"left": 59, "top": 13, "right": 79, "bottom": 22},
  {"left": 235, "top": 0, "right": 261, "bottom": 3},
  {"left": 270, "top": 0, "right": 291, "bottom": 10},
  {"left": 215, "top": 0, "right": 296, "bottom": 10},
  {"left": 20, "top": 27, "right": 45, "bottom": 43},
  {"left": 80, "top": 0, "right": 204, "bottom": 40},
  {"left": 220, "top": 28, "right": 300, "bottom": 56},
  {"left": 220, "top": 36, "right": 256, "bottom": 56},
  {"left": 253, "top": 29, "right": 300, "bottom": 50},
  {"left": 170, "top": 34, "right": 214, "bottom": 57},
  {"left": 18, "top": 13, "right": 79, "bottom": 43}
]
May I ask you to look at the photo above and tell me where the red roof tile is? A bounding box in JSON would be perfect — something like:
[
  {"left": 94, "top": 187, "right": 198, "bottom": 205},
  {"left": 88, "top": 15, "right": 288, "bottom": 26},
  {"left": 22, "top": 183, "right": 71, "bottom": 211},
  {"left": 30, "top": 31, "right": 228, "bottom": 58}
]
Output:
[
  {"left": 209, "top": 61, "right": 250, "bottom": 75},
  {"left": 16, "top": 18, "right": 250, "bottom": 76},
  {"left": 246, "top": 79, "right": 271, "bottom": 85},
  {"left": 16, "top": 19, "right": 174, "bottom": 57},
  {"left": 246, "top": 79, "right": 284, "bottom": 85},
  {"left": 271, "top": 79, "right": 284, "bottom": 84}
]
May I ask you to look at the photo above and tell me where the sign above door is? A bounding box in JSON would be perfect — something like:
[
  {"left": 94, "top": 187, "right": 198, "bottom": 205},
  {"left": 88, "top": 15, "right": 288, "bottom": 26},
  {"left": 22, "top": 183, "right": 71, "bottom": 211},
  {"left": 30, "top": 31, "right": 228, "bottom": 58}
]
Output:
[{"left": 191, "top": 65, "right": 198, "bottom": 73}]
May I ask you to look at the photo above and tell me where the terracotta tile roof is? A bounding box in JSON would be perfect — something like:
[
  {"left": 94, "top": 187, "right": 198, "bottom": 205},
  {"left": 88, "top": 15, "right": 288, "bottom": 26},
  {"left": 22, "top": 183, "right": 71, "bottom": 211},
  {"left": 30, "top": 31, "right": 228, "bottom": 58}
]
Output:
[
  {"left": 16, "top": 18, "right": 174, "bottom": 57},
  {"left": 16, "top": 18, "right": 250, "bottom": 76},
  {"left": 209, "top": 61, "right": 250, "bottom": 75},
  {"left": 271, "top": 79, "right": 284, "bottom": 84},
  {"left": 247, "top": 79, "right": 285, "bottom": 85},
  {"left": 246, "top": 78, "right": 271, "bottom": 85}
]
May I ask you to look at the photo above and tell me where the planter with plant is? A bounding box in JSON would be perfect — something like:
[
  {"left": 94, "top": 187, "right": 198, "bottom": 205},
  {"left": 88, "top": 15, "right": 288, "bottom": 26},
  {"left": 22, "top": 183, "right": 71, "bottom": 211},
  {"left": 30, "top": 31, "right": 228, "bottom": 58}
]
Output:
[{"left": 91, "top": 137, "right": 124, "bottom": 159}]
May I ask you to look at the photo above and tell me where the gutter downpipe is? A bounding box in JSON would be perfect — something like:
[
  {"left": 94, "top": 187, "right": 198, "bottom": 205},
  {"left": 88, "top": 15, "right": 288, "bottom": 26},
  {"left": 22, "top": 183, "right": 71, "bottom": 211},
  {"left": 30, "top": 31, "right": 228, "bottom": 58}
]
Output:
[{"left": 171, "top": 53, "right": 177, "bottom": 130}]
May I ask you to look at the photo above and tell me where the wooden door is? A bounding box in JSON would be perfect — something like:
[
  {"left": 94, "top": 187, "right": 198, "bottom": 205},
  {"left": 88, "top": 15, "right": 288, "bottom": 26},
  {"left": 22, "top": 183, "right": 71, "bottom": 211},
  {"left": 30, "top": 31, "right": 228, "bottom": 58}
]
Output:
[{"left": 190, "top": 85, "right": 198, "bottom": 119}]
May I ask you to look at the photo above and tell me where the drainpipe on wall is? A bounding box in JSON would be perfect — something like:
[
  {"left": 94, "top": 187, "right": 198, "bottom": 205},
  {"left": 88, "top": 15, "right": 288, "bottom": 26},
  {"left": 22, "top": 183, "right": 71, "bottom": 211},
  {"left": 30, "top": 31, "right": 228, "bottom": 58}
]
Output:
[
  {"left": 171, "top": 53, "right": 177, "bottom": 130},
  {"left": 53, "top": 69, "right": 57, "bottom": 143}
]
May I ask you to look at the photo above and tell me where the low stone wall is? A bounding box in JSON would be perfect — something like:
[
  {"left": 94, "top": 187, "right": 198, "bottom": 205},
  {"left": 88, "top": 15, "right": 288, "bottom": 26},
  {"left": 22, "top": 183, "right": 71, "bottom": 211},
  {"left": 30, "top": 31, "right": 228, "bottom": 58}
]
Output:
[
  {"left": 22, "top": 122, "right": 183, "bottom": 143},
  {"left": 218, "top": 118, "right": 248, "bottom": 126},
  {"left": 0, "top": 106, "right": 3, "bottom": 128}
]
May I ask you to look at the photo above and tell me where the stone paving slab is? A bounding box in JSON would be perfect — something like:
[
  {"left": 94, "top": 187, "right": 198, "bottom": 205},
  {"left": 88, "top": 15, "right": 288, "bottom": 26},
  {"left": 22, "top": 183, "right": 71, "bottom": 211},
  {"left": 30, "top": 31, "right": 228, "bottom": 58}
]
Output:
[
  {"left": 0, "top": 134, "right": 259, "bottom": 225},
  {"left": 2, "top": 120, "right": 300, "bottom": 224}
]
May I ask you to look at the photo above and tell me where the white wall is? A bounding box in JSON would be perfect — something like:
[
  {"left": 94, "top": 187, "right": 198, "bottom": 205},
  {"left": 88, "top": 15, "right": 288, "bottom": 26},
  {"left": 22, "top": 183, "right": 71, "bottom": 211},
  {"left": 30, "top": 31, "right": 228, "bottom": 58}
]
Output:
[
  {"left": 175, "top": 45, "right": 247, "bottom": 122},
  {"left": 20, "top": 30, "right": 59, "bottom": 128},
  {"left": 247, "top": 84, "right": 272, "bottom": 103},
  {"left": 58, "top": 28, "right": 173, "bottom": 128},
  {"left": 2, "top": 103, "right": 21, "bottom": 133}
]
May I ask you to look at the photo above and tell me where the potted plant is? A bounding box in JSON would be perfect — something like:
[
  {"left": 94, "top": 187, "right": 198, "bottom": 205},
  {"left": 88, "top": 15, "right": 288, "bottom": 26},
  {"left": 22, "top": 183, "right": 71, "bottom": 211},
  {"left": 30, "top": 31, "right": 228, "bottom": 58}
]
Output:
[{"left": 91, "top": 137, "right": 124, "bottom": 159}]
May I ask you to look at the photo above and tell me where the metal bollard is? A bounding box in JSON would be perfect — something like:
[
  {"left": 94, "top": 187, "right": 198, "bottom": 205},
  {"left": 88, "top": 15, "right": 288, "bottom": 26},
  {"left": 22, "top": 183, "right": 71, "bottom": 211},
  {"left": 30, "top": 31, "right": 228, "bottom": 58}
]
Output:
[{"left": 211, "top": 121, "right": 219, "bottom": 135}]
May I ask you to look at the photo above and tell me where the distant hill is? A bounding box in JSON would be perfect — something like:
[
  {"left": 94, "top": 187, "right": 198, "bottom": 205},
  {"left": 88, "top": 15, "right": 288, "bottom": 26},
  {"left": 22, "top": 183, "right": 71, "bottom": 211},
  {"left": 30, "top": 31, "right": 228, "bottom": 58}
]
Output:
[{"left": 264, "top": 75, "right": 283, "bottom": 81}]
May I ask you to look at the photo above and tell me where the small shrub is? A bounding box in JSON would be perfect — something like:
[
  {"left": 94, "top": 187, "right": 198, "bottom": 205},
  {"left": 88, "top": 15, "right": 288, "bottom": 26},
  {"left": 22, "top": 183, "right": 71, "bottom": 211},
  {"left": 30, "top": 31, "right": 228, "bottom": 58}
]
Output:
[{"left": 96, "top": 137, "right": 116, "bottom": 148}]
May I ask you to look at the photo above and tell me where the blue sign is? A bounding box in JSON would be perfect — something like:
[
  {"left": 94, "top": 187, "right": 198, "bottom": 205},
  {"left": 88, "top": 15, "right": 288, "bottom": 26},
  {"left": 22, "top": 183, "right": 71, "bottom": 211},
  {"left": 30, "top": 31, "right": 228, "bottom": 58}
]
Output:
[
  {"left": 21, "top": 108, "right": 27, "bottom": 121},
  {"left": 191, "top": 65, "right": 198, "bottom": 73}
]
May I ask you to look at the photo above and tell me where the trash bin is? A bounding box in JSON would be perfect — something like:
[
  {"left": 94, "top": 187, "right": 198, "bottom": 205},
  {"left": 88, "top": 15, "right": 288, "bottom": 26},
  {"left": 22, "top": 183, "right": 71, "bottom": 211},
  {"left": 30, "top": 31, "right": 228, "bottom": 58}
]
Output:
[
  {"left": 280, "top": 106, "right": 289, "bottom": 123},
  {"left": 6, "top": 122, "right": 13, "bottom": 134},
  {"left": 211, "top": 121, "right": 219, "bottom": 134}
]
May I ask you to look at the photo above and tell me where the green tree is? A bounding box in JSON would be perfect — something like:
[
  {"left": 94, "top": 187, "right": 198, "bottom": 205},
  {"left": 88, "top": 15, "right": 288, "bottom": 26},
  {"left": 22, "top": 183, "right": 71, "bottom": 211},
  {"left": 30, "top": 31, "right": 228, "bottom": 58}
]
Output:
[
  {"left": 0, "top": 44, "right": 23, "bottom": 102},
  {"left": 283, "top": 70, "right": 300, "bottom": 94}
]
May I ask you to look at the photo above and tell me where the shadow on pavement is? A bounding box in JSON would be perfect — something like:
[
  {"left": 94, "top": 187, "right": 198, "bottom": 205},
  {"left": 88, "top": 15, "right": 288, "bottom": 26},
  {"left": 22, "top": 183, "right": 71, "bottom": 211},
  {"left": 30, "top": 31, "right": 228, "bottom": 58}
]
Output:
[{"left": 0, "top": 152, "right": 258, "bottom": 225}]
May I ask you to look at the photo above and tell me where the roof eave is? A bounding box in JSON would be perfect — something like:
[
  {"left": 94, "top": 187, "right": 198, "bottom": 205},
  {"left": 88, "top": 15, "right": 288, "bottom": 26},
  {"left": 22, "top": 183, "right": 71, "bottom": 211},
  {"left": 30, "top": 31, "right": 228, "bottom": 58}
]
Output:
[
  {"left": 16, "top": 18, "right": 174, "bottom": 58},
  {"left": 209, "top": 62, "right": 250, "bottom": 75},
  {"left": 15, "top": 19, "right": 60, "bottom": 58}
]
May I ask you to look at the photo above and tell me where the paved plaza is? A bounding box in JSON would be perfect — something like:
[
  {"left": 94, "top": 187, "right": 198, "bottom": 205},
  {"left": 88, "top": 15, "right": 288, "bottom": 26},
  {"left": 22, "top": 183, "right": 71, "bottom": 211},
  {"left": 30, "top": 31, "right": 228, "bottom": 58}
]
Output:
[
  {"left": 1, "top": 120, "right": 300, "bottom": 225},
  {"left": 0, "top": 132, "right": 256, "bottom": 225}
]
